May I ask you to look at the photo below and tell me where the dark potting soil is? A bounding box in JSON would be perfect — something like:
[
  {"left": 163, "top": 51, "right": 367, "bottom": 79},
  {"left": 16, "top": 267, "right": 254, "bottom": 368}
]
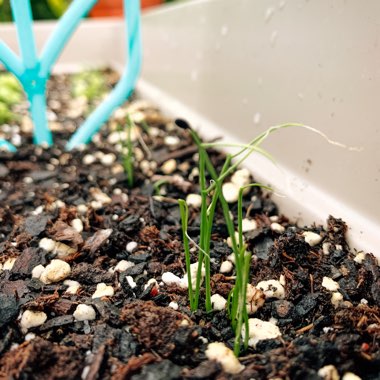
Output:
[{"left": 0, "top": 72, "right": 379, "bottom": 380}]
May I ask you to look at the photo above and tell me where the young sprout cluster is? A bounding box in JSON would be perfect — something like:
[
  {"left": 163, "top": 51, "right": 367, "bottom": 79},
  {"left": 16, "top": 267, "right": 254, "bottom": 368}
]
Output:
[
  {"left": 176, "top": 120, "right": 343, "bottom": 356},
  {"left": 114, "top": 115, "right": 354, "bottom": 356},
  {"left": 71, "top": 69, "right": 107, "bottom": 105},
  {"left": 177, "top": 119, "right": 291, "bottom": 356},
  {"left": 118, "top": 114, "right": 135, "bottom": 188},
  {"left": 117, "top": 113, "right": 153, "bottom": 189},
  {"left": 0, "top": 73, "right": 23, "bottom": 124}
]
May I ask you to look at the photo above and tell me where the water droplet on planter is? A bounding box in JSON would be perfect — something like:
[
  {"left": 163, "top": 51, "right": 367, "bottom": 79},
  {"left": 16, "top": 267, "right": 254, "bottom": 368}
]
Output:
[
  {"left": 220, "top": 25, "right": 229, "bottom": 36},
  {"left": 265, "top": 7, "right": 275, "bottom": 22},
  {"left": 270, "top": 30, "right": 278, "bottom": 47},
  {"left": 191, "top": 70, "right": 198, "bottom": 81},
  {"left": 253, "top": 112, "right": 261, "bottom": 124}
]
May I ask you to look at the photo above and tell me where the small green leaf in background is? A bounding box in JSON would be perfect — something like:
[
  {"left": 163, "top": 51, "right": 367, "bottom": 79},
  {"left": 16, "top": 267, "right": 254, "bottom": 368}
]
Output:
[
  {"left": 46, "top": 0, "right": 71, "bottom": 17},
  {"left": 0, "top": 73, "right": 23, "bottom": 124},
  {"left": 0, "top": 74, "right": 23, "bottom": 106},
  {"left": 0, "top": 0, "right": 67, "bottom": 22},
  {"left": 71, "top": 70, "right": 107, "bottom": 103},
  {"left": 0, "top": 102, "right": 16, "bottom": 124},
  {"left": 0, "top": 0, "right": 12, "bottom": 22}
]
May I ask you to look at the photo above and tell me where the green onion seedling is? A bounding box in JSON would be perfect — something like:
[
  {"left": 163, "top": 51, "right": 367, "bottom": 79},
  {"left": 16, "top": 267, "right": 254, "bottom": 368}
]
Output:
[
  {"left": 176, "top": 119, "right": 357, "bottom": 356},
  {"left": 118, "top": 114, "right": 135, "bottom": 188}
]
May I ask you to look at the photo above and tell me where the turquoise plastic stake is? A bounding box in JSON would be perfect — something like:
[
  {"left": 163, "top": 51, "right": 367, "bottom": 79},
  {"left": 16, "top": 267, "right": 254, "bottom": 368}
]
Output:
[
  {"left": 0, "top": 139, "right": 17, "bottom": 152},
  {"left": 10, "top": 0, "right": 52, "bottom": 145},
  {"left": 40, "top": 0, "right": 99, "bottom": 78},
  {"left": 0, "top": 0, "right": 141, "bottom": 151},
  {"left": 0, "top": 41, "right": 23, "bottom": 78},
  {"left": 66, "top": 0, "right": 142, "bottom": 150},
  {"left": 0, "top": 0, "right": 98, "bottom": 147}
]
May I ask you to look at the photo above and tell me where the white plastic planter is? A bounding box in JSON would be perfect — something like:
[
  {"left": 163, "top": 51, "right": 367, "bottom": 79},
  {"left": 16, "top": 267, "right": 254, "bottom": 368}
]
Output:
[{"left": 1, "top": 0, "right": 379, "bottom": 256}]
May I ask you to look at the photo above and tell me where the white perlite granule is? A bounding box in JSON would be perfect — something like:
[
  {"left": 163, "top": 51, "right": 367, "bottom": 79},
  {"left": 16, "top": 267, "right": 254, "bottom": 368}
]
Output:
[
  {"left": 161, "top": 159, "right": 177, "bottom": 175},
  {"left": 222, "top": 182, "right": 240, "bottom": 203},
  {"left": 126, "top": 241, "right": 138, "bottom": 253},
  {"left": 342, "top": 372, "right": 362, "bottom": 380},
  {"left": 256, "top": 279, "right": 286, "bottom": 299},
  {"left": 31, "top": 264, "right": 45, "bottom": 279},
  {"left": 180, "top": 262, "right": 205, "bottom": 290},
  {"left": 186, "top": 193, "right": 202, "bottom": 208},
  {"left": 302, "top": 231, "right": 322, "bottom": 246},
  {"left": 73, "top": 304, "right": 96, "bottom": 321},
  {"left": 242, "top": 318, "right": 282, "bottom": 348},
  {"left": 114, "top": 260, "right": 135, "bottom": 273},
  {"left": 71, "top": 218, "right": 84, "bottom": 233},
  {"left": 331, "top": 292, "right": 343, "bottom": 308},
  {"left": 231, "top": 168, "right": 250, "bottom": 190},
  {"left": 3, "top": 257, "right": 17, "bottom": 270},
  {"left": 322, "top": 277, "right": 340, "bottom": 292},
  {"left": 270, "top": 222, "right": 285, "bottom": 233},
  {"left": 205, "top": 342, "right": 244, "bottom": 374},
  {"left": 39, "top": 237, "right": 56, "bottom": 252},
  {"left": 92, "top": 283, "right": 114, "bottom": 299},
  {"left": 40, "top": 259, "right": 71, "bottom": 284},
  {"left": 64, "top": 280, "right": 81, "bottom": 295},
  {"left": 162, "top": 272, "right": 181, "bottom": 286},
  {"left": 100, "top": 153, "right": 116, "bottom": 166},
  {"left": 353, "top": 252, "right": 366, "bottom": 264},
  {"left": 168, "top": 302, "right": 179, "bottom": 310},
  {"left": 38, "top": 238, "right": 75, "bottom": 258},
  {"left": 126, "top": 276, "right": 137, "bottom": 289},
  {"left": 220, "top": 260, "right": 233, "bottom": 274},
  {"left": 20, "top": 310, "right": 47, "bottom": 332},
  {"left": 241, "top": 218, "right": 258, "bottom": 232},
  {"left": 317, "top": 364, "right": 340, "bottom": 380},
  {"left": 211, "top": 294, "right": 227, "bottom": 311}
]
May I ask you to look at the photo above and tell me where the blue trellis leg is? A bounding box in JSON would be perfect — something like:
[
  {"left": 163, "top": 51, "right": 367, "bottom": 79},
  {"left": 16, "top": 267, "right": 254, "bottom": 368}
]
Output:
[
  {"left": 0, "top": 42, "right": 23, "bottom": 78},
  {"left": 39, "top": 0, "right": 98, "bottom": 78},
  {"left": 0, "top": 139, "right": 17, "bottom": 152},
  {"left": 27, "top": 85, "right": 51, "bottom": 145},
  {"left": 66, "top": 0, "right": 142, "bottom": 150},
  {"left": 10, "top": 0, "right": 53, "bottom": 145}
]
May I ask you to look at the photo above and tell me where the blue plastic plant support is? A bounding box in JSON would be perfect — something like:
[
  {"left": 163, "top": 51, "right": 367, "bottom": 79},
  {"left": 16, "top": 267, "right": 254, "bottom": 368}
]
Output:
[
  {"left": 0, "top": 0, "right": 142, "bottom": 152},
  {"left": 67, "top": 0, "right": 142, "bottom": 150}
]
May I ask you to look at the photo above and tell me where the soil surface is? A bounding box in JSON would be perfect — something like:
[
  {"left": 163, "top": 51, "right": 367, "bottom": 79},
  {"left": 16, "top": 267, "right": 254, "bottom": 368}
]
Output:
[{"left": 0, "top": 72, "right": 379, "bottom": 380}]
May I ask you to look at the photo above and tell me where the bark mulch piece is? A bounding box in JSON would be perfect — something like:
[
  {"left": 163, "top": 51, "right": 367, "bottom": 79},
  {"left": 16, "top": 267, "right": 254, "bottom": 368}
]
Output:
[
  {"left": 0, "top": 337, "right": 84, "bottom": 380},
  {"left": 120, "top": 300, "right": 198, "bottom": 358}
]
